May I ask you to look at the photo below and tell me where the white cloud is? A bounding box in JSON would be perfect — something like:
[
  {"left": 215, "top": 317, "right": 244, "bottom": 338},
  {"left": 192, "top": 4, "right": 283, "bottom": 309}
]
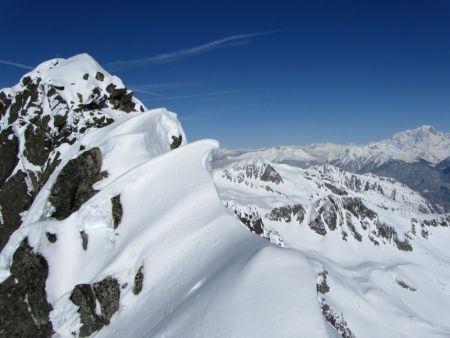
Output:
[
  {"left": 0, "top": 59, "right": 33, "bottom": 70},
  {"left": 106, "top": 29, "right": 281, "bottom": 70}
]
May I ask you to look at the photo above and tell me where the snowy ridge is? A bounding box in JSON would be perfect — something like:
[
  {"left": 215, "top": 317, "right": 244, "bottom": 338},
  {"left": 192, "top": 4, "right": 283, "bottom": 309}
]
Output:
[{"left": 0, "top": 54, "right": 340, "bottom": 338}]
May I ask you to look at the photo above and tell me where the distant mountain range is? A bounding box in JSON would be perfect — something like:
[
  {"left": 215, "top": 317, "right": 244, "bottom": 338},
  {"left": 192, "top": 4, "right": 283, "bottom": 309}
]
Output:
[{"left": 213, "top": 125, "right": 450, "bottom": 210}]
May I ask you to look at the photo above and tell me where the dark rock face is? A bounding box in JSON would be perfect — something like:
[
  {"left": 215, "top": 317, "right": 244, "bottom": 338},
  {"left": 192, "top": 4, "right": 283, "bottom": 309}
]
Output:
[
  {"left": 260, "top": 164, "right": 283, "bottom": 184},
  {"left": 111, "top": 195, "right": 123, "bottom": 229},
  {"left": 133, "top": 266, "right": 144, "bottom": 295},
  {"left": 316, "top": 271, "right": 330, "bottom": 294},
  {"left": 0, "top": 126, "right": 19, "bottom": 184},
  {"left": 233, "top": 208, "right": 265, "bottom": 235},
  {"left": 342, "top": 197, "right": 376, "bottom": 220},
  {"left": 267, "top": 204, "right": 305, "bottom": 224},
  {"left": 170, "top": 135, "right": 182, "bottom": 150},
  {"left": 24, "top": 124, "right": 53, "bottom": 166},
  {"left": 320, "top": 299, "right": 355, "bottom": 338},
  {"left": 80, "top": 231, "right": 88, "bottom": 250},
  {"left": 70, "top": 284, "right": 104, "bottom": 337},
  {"left": 0, "top": 171, "right": 34, "bottom": 251},
  {"left": 374, "top": 220, "right": 412, "bottom": 251},
  {"left": 70, "top": 277, "right": 120, "bottom": 337},
  {"left": 106, "top": 84, "right": 136, "bottom": 113},
  {"left": 324, "top": 182, "right": 348, "bottom": 196},
  {"left": 49, "top": 148, "right": 107, "bottom": 220},
  {"left": 46, "top": 232, "right": 57, "bottom": 243},
  {"left": 0, "top": 239, "right": 53, "bottom": 337},
  {"left": 92, "top": 278, "right": 121, "bottom": 323}
]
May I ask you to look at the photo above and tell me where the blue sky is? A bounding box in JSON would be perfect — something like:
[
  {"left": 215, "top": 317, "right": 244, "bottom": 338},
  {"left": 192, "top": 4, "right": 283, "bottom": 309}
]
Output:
[{"left": 1, "top": 0, "right": 449, "bottom": 148}]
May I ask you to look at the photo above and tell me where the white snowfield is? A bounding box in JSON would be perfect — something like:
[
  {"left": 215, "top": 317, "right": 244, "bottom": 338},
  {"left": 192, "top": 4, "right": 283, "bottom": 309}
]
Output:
[
  {"left": 213, "top": 125, "right": 450, "bottom": 169},
  {"left": 0, "top": 105, "right": 330, "bottom": 337},
  {"left": 214, "top": 160, "right": 450, "bottom": 338}
]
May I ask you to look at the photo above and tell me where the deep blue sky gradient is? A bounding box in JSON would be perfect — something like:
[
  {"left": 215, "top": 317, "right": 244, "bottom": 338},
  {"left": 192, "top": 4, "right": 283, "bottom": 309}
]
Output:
[{"left": 1, "top": 0, "right": 449, "bottom": 147}]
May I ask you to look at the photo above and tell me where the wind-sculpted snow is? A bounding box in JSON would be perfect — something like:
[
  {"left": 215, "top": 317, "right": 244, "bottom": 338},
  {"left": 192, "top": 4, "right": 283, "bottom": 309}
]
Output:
[
  {"left": 0, "top": 54, "right": 338, "bottom": 338},
  {"left": 214, "top": 160, "right": 450, "bottom": 338}
]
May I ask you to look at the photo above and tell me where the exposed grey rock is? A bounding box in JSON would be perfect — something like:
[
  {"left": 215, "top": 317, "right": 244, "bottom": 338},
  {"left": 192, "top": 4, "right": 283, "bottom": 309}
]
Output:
[
  {"left": 324, "top": 182, "right": 348, "bottom": 196},
  {"left": 24, "top": 124, "right": 52, "bottom": 166},
  {"left": 0, "top": 126, "right": 19, "bottom": 185},
  {"left": 46, "top": 232, "right": 57, "bottom": 243},
  {"left": 342, "top": 197, "right": 376, "bottom": 220},
  {"left": 133, "top": 266, "right": 144, "bottom": 295},
  {"left": 260, "top": 164, "right": 283, "bottom": 184},
  {"left": 106, "top": 83, "right": 135, "bottom": 113},
  {"left": 70, "top": 284, "right": 104, "bottom": 337},
  {"left": 92, "top": 277, "right": 120, "bottom": 324},
  {"left": 80, "top": 231, "right": 88, "bottom": 250},
  {"left": 0, "top": 171, "right": 34, "bottom": 251},
  {"left": 170, "top": 135, "right": 182, "bottom": 150},
  {"left": 320, "top": 299, "right": 356, "bottom": 338},
  {"left": 267, "top": 204, "right": 305, "bottom": 224},
  {"left": 316, "top": 271, "right": 330, "bottom": 294},
  {"left": 111, "top": 195, "right": 123, "bottom": 229},
  {"left": 0, "top": 239, "right": 53, "bottom": 337},
  {"left": 234, "top": 208, "right": 265, "bottom": 235},
  {"left": 49, "top": 147, "right": 107, "bottom": 220},
  {"left": 95, "top": 72, "right": 105, "bottom": 81},
  {"left": 70, "top": 277, "right": 120, "bottom": 337}
]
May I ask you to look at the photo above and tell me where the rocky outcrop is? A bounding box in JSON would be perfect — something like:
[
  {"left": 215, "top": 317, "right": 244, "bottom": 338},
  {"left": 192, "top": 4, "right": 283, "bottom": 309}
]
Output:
[
  {"left": 0, "top": 126, "right": 19, "bottom": 184},
  {"left": 0, "top": 239, "right": 53, "bottom": 337},
  {"left": 111, "top": 195, "right": 123, "bottom": 229},
  {"left": 49, "top": 148, "right": 107, "bottom": 220},
  {"left": 267, "top": 204, "right": 305, "bottom": 224},
  {"left": 0, "top": 171, "right": 34, "bottom": 251},
  {"left": 133, "top": 266, "right": 144, "bottom": 295},
  {"left": 70, "top": 277, "right": 120, "bottom": 337}
]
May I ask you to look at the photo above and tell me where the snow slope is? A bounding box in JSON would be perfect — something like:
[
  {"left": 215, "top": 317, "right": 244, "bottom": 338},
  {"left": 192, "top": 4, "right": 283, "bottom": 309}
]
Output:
[
  {"left": 0, "top": 54, "right": 336, "bottom": 338},
  {"left": 214, "top": 160, "right": 450, "bottom": 338}
]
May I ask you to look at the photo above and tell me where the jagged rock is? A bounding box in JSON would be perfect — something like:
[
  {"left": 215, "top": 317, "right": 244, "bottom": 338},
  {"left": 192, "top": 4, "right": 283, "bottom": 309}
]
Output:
[
  {"left": 46, "top": 232, "right": 57, "bottom": 243},
  {"left": 49, "top": 147, "right": 107, "bottom": 220},
  {"left": 106, "top": 83, "right": 135, "bottom": 113},
  {"left": 316, "top": 271, "right": 330, "bottom": 294},
  {"left": 133, "top": 266, "right": 144, "bottom": 295},
  {"left": 345, "top": 212, "right": 362, "bottom": 241},
  {"left": 95, "top": 72, "right": 105, "bottom": 81},
  {"left": 92, "top": 277, "right": 120, "bottom": 324},
  {"left": 70, "top": 284, "right": 104, "bottom": 337},
  {"left": 170, "top": 135, "right": 182, "bottom": 150},
  {"left": 0, "top": 239, "right": 53, "bottom": 337},
  {"left": 111, "top": 195, "right": 123, "bottom": 229},
  {"left": 267, "top": 204, "right": 305, "bottom": 224},
  {"left": 70, "top": 277, "right": 120, "bottom": 337},
  {"left": 80, "top": 231, "right": 88, "bottom": 250},
  {"left": 24, "top": 124, "right": 52, "bottom": 166},
  {"left": 324, "top": 182, "right": 348, "bottom": 196},
  {"left": 320, "top": 299, "right": 355, "bottom": 338},
  {"left": 342, "top": 197, "right": 376, "bottom": 220},
  {"left": 0, "top": 90, "right": 11, "bottom": 117},
  {"left": 0, "top": 126, "right": 19, "bottom": 185},
  {"left": 234, "top": 209, "right": 264, "bottom": 235},
  {"left": 0, "top": 171, "right": 34, "bottom": 251},
  {"left": 260, "top": 164, "right": 283, "bottom": 184}
]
